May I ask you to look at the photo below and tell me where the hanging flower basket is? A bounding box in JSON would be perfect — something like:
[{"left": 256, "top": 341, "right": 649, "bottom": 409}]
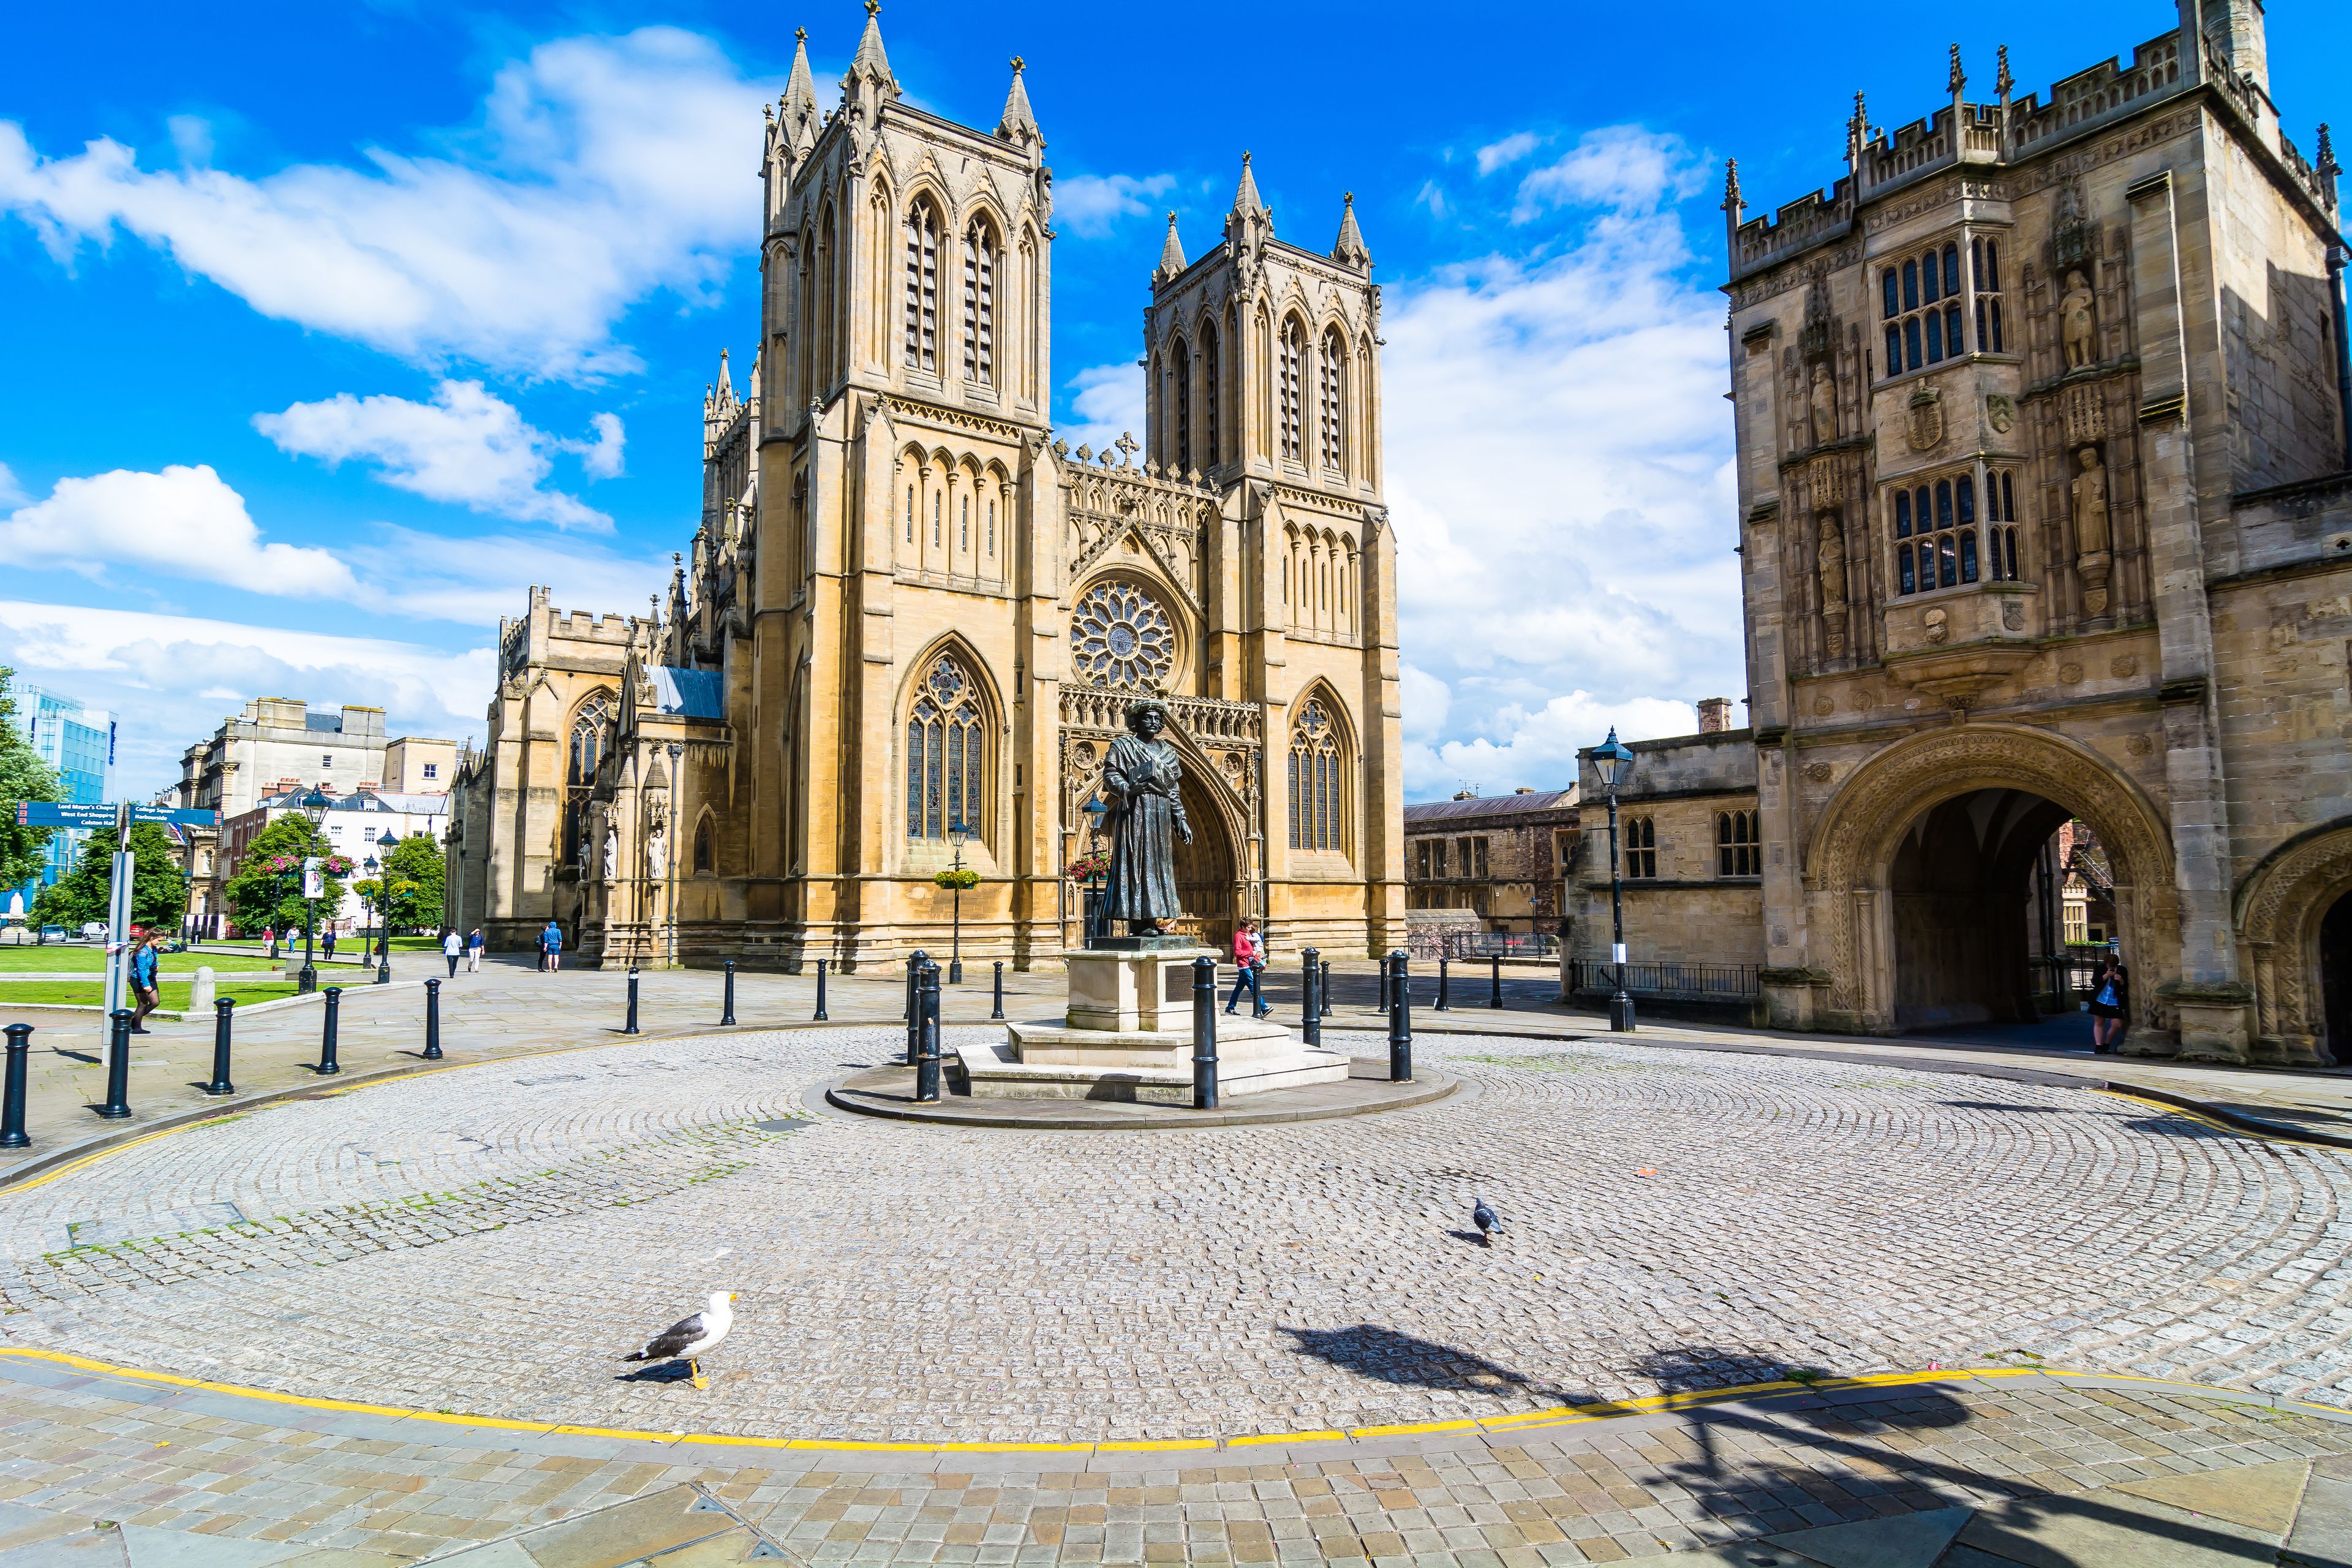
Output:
[
  {"left": 933, "top": 869, "right": 981, "bottom": 891},
  {"left": 1062, "top": 852, "right": 1110, "bottom": 883}
]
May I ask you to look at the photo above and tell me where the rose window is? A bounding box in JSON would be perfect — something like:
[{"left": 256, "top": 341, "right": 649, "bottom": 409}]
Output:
[{"left": 1070, "top": 581, "right": 1175, "bottom": 690}]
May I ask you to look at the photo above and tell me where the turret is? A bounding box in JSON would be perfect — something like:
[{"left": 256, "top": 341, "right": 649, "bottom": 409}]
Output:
[
  {"left": 996, "top": 55, "right": 1040, "bottom": 152},
  {"left": 842, "top": 0, "right": 899, "bottom": 116},
  {"left": 1721, "top": 157, "right": 1744, "bottom": 254},
  {"left": 1331, "top": 192, "right": 1370, "bottom": 272},
  {"left": 1154, "top": 211, "right": 1186, "bottom": 284}
]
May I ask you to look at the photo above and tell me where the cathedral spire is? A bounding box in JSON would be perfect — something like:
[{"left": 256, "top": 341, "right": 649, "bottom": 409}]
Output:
[
  {"left": 1155, "top": 212, "right": 1187, "bottom": 282},
  {"left": 1331, "top": 192, "right": 1370, "bottom": 271},
  {"left": 996, "top": 54, "right": 1041, "bottom": 148},
  {"left": 1722, "top": 158, "right": 1744, "bottom": 249},
  {"left": 1947, "top": 43, "right": 1966, "bottom": 97},
  {"left": 844, "top": 0, "right": 899, "bottom": 102},
  {"left": 1231, "top": 151, "right": 1265, "bottom": 219},
  {"left": 781, "top": 27, "right": 820, "bottom": 152}
]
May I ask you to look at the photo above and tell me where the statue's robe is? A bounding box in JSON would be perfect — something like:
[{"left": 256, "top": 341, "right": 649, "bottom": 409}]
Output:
[{"left": 1101, "top": 733, "right": 1188, "bottom": 925}]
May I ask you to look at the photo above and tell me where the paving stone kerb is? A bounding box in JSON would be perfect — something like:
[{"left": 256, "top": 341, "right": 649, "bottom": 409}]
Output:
[{"left": 5, "top": 1026, "right": 2351, "bottom": 1450}]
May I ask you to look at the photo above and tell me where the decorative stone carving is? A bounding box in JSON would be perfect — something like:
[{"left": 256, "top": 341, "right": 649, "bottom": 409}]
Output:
[
  {"left": 2111, "top": 654, "right": 2139, "bottom": 678},
  {"left": 2002, "top": 598, "right": 2026, "bottom": 631},
  {"left": 1070, "top": 579, "right": 1177, "bottom": 690},
  {"left": 1808, "top": 363, "right": 1838, "bottom": 447},
  {"left": 646, "top": 822, "right": 667, "bottom": 881},
  {"left": 1813, "top": 695, "right": 1834, "bottom": 716},
  {"left": 1904, "top": 380, "right": 1943, "bottom": 452},
  {"left": 2060, "top": 270, "right": 2098, "bottom": 369},
  {"left": 1922, "top": 608, "right": 1949, "bottom": 644},
  {"left": 1986, "top": 394, "right": 2017, "bottom": 435},
  {"left": 1804, "top": 761, "right": 1833, "bottom": 784},
  {"left": 2072, "top": 447, "right": 2114, "bottom": 618},
  {"left": 2059, "top": 382, "right": 2107, "bottom": 445},
  {"left": 2125, "top": 733, "right": 2154, "bottom": 756},
  {"left": 603, "top": 825, "right": 620, "bottom": 883},
  {"left": 2060, "top": 662, "right": 2085, "bottom": 684}
]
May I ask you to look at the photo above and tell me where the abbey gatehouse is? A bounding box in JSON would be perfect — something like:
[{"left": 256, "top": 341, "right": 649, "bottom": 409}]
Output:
[{"left": 447, "top": 7, "right": 1404, "bottom": 970}]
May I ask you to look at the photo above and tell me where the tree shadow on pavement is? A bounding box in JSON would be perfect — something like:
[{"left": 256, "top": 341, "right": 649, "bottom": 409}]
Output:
[{"left": 1279, "top": 1324, "right": 1577, "bottom": 1400}]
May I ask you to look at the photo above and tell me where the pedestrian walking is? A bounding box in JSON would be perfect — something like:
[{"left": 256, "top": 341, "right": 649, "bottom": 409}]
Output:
[
  {"left": 128, "top": 929, "right": 162, "bottom": 1033},
  {"left": 466, "top": 927, "right": 484, "bottom": 973},
  {"left": 322, "top": 928, "right": 337, "bottom": 962},
  {"left": 442, "top": 928, "right": 462, "bottom": 979},
  {"left": 264, "top": 925, "right": 277, "bottom": 960},
  {"left": 2088, "top": 953, "right": 2130, "bottom": 1053},
  {"left": 1224, "top": 917, "right": 1271, "bottom": 1018},
  {"left": 541, "top": 919, "right": 564, "bottom": 974}
]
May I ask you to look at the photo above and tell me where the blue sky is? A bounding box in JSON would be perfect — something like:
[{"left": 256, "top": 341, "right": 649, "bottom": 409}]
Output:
[{"left": 3, "top": 1, "right": 2345, "bottom": 799}]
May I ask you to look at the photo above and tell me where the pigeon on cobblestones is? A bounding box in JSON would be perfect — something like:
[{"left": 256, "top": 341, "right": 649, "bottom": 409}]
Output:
[
  {"left": 624, "top": 1291, "right": 736, "bottom": 1390},
  {"left": 1472, "top": 1199, "right": 1502, "bottom": 1246}
]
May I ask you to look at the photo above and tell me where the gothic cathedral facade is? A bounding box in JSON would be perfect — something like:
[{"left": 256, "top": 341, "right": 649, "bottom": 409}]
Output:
[{"left": 450, "top": 9, "right": 1405, "bottom": 969}]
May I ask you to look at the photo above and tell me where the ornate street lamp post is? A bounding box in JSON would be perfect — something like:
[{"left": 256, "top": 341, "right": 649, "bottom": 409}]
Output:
[
  {"left": 946, "top": 820, "right": 969, "bottom": 984},
  {"left": 1082, "top": 795, "right": 1110, "bottom": 948},
  {"left": 664, "top": 741, "right": 684, "bottom": 970},
  {"left": 375, "top": 827, "right": 398, "bottom": 982},
  {"left": 297, "top": 787, "right": 331, "bottom": 995},
  {"left": 1591, "top": 728, "right": 1637, "bottom": 1033}
]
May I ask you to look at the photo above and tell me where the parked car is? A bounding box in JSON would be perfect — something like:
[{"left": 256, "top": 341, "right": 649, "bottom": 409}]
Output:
[
  {"left": 80, "top": 922, "right": 108, "bottom": 941},
  {"left": 39, "top": 925, "right": 67, "bottom": 943}
]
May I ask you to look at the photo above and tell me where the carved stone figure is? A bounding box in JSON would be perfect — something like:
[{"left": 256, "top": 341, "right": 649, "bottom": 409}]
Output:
[
  {"left": 1099, "top": 699, "right": 1192, "bottom": 936},
  {"left": 646, "top": 823, "right": 668, "bottom": 881},
  {"left": 2060, "top": 270, "right": 2097, "bottom": 369},
  {"left": 603, "top": 825, "right": 620, "bottom": 883},
  {"left": 1807, "top": 363, "right": 1837, "bottom": 447},
  {"left": 1815, "top": 516, "right": 1848, "bottom": 607},
  {"left": 2071, "top": 447, "right": 2112, "bottom": 557}
]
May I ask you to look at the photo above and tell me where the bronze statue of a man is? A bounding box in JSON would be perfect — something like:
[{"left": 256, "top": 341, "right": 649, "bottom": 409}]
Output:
[{"left": 1099, "top": 699, "right": 1191, "bottom": 936}]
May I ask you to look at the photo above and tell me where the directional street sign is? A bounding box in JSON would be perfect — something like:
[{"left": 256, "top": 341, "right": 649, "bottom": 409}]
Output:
[{"left": 12, "top": 802, "right": 220, "bottom": 829}]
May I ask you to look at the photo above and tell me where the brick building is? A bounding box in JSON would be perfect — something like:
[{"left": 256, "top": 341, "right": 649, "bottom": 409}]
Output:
[{"left": 1404, "top": 787, "right": 1578, "bottom": 936}]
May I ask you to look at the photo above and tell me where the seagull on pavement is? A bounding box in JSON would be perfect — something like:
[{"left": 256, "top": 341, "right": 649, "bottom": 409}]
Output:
[
  {"left": 1472, "top": 1199, "right": 1502, "bottom": 1246},
  {"left": 624, "top": 1291, "right": 736, "bottom": 1390}
]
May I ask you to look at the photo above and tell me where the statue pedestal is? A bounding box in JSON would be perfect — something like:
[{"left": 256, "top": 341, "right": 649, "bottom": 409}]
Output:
[{"left": 957, "top": 947, "right": 1349, "bottom": 1103}]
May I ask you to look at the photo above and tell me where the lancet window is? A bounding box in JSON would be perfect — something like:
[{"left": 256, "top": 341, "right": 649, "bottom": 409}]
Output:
[
  {"left": 905, "top": 654, "right": 986, "bottom": 842},
  {"left": 1881, "top": 241, "right": 1966, "bottom": 375},
  {"left": 962, "top": 217, "right": 997, "bottom": 385},
  {"left": 1970, "top": 238, "right": 2006, "bottom": 353},
  {"left": 1286, "top": 697, "right": 1346, "bottom": 853},
  {"left": 1278, "top": 318, "right": 1305, "bottom": 462},
  {"left": 1172, "top": 341, "right": 1193, "bottom": 470},
  {"left": 1317, "top": 329, "right": 1345, "bottom": 471},
  {"left": 904, "top": 200, "right": 942, "bottom": 371},
  {"left": 562, "top": 692, "right": 613, "bottom": 866},
  {"left": 1983, "top": 467, "right": 2023, "bottom": 582},
  {"left": 1200, "top": 324, "right": 1222, "bottom": 466}
]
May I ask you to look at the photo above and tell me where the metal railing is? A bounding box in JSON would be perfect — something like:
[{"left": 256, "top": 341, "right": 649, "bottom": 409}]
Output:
[
  {"left": 1406, "top": 928, "right": 1558, "bottom": 960},
  {"left": 1567, "top": 960, "right": 1759, "bottom": 1001}
]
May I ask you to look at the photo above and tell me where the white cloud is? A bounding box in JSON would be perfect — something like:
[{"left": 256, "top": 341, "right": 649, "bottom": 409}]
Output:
[
  {"left": 0, "top": 462, "right": 24, "bottom": 509},
  {"left": 1383, "top": 126, "right": 1739, "bottom": 801},
  {"left": 1053, "top": 172, "right": 1175, "bottom": 236},
  {"left": 0, "top": 600, "right": 493, "bottom": 792},
  {"left": 342, "top": 522, "right": 667, "bottom": 628},
  {"left": 1056, "top": 361, "right": 1146, "bottom": 460},
  {"left": 254, "top": 380, "right": 620, "bottom": 531},
  {"left": 1475, "top": 132, "right": 1541, "bottom": 176},
  {"left": 1511, "top": 126, "right": 1705, "bottom": 222},
  {"left": 0, "top": 28, "right": 784, "bottom": 378},
  {"left": 0, "top": 464, "right": 356, "bottom": 597}
]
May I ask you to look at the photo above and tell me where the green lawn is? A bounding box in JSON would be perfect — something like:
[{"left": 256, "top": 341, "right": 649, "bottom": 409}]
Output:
[
  {"left": 0, "top": 947, "right": 287, "bottom": 974},
  {"left": 0, "top": 980, "right": 302, "bottom": 1009}
]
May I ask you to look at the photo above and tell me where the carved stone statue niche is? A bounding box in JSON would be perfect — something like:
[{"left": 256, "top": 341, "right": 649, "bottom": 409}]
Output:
[
  {"left": 1815, "top": 511, "right": 1850, "bottom": 657},
  {"left": 2060, "top": 270, "right": 2098, "bottom": 370},
  {"left": 2071, "top": 446, "right": 2114, "bottom": 619},
  {"left": 603, "top": 823, "right": 620, "bottom": 884},
  {"left": 1807, "top": 363, "right": 1838, "bottom": 447}
]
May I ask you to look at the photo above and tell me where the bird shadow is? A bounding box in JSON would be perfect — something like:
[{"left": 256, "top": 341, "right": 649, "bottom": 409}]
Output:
[{"left": 616, "top": 1361, "right": 696, "bottom": 1385}]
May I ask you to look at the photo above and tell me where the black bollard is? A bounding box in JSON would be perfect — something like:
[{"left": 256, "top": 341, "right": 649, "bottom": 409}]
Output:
[
  {"left": 1321, "top": 960, "right": 1333, "bottom": 1019},
  {"left": 722, "top": 960, "right": 737, "bottom": 1026},
  {"left": 1436, "top": 956, "right": 1452, "bottom": 1011},
  {"left": 1377, "top": 957, "right": 1390, "bottom": 1013},
  {"left": 423, "top": 979, "right": 443, "bottom": 1060},
  {"left": 1191, "top": 955, "right": 1219, "bottom": 1111},
  {"left": 0, "top": 1023, "right": 31, "bottom": 1148},
  {"left": 1490, "top": 954, "right": 1503, "bottom": 1009},
  {"left": 915, "top": 961, "right": 943, "bottom": 1102},
  {"left": 990, "top": 960, "right": 1005, "bottom": 1021},
  {"left": 905, "top": 951, "right": 930, "bottom": 1065},
  {"left": 203, "top": 998, "right": 236, "bottom": 1095},
  {"left": 315, "top": 987, "right": 342, "bottom": 1075},
  {"left": 97, "top": 1010, "right": 133, "bottom": 1118},
  {"left": 1301, "top": 946, "right": 1322, "bottom": 1049},
  {"left": 813, "top": 958, "right": 829, "bottom": 1021},
  {"left": 624, "top": 968, "right": 641, "bottom": 1036},
  {"left": 1386, "top": 951, "right": 1412, "bottom": 1083}
]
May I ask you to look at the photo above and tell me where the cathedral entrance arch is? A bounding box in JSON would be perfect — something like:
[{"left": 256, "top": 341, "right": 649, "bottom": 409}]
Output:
[
  {"left": 1804, "top": 725, "right": 2176, "bottom": 1038},
  {"left": 1175, "top": 767, "right": 1237, "bottom": 952},
  {"left": 2236, "top": 821, "right": 2352, "bottom": 1066}
]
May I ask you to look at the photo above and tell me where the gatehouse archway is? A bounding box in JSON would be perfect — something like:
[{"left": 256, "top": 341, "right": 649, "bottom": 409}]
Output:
[
  {"left": 2236, "top": 820, "right": 2352, "bottom": 1066},
  {"left": 1804, "top": 724, "right": 2176, "bottom": 1038}
]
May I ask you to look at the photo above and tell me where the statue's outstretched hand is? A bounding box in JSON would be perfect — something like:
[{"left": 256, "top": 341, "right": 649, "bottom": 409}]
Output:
[{"left": 1178, "top": 823, "right": 1194, "bottom": 845}]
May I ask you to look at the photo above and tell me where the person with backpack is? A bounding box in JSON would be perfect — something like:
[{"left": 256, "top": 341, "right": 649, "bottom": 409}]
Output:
[
  {"left": 1224, "top": 917, "right": 1271, "bottom": 1018},
  {"left": 2089, "top": 953, "right": 2129, "bottom": 1053}
]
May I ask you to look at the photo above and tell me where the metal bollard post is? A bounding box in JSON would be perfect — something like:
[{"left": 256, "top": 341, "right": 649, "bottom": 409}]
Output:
[
  {"left": 905, "top": 951, "right": 930, "bottom": 1065},
  {"left": 1321, "top": 960, "right": 1333, "bottom": 1019},
  {"left": 1436, "top": 957, "right": 1452, "bottom": 1011},
  {"left": 423, "top": 979, "right": 443, "bottom": 1060},
  {"left": 0, "top": 1024, "right": 31, "bottom": 1148},
  {"left": 203, "top": 998, "right": 236, "bottom": 1095},
  {"left": 1490, "top": 954, "right": 1503, "bottom": 1009},
  {"left": 624, "top": 968, "right": 641, "bottom": 1036},
  {"left": 1191, "top": 956, "right": 1219, "bottom": 1111},
  {"left": 722, "top": 960, "right": 737, "bottom": 1026},
  {"left": 813, "top": 958, "right": 829, "bottom": 1021},
  {"left": 990, "top": 961, "right": 1005, "bottom": 1020},
  {"left": 915, "top": 961, "right": 943, "bottom": 1102},
  {"left": 97, "top": 1010, "right": 134, "bottom": 1118},
  {"left": 315, "top": 987, "right": 342, "bottom": 1075},
  {"left": 1377, "top": 957, "right": 1390, "bottom": 1014},
  {"left": 1386, "top": 951, "right": 1412, "bottom": 1083},
  {"left": 1301, "top": 946, "right": 1322, "bottom": 1049}
]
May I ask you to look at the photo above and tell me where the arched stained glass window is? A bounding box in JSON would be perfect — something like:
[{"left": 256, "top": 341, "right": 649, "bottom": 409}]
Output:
[
  {"left": 1069, "top": 579, "right": 1176, "bottom": 690},
  {"left": 693, "top": 817, "right": 715, "bottom": 874},
  {"left": 1287, "top": 697, "right": 1346, "bottom": 854},
  {"left": 562, "top": 691, "right": 614, "bottom": 865},
  {"left": 905, "top": 654, "right": 985, "bottom": 842}
]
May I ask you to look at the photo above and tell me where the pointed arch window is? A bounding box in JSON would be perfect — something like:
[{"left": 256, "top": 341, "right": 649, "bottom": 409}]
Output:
[
  {"left": 1317, "top": 328, "right": 1345, "bottom": 471},
  {"left": 1200, "top": 322, "right": 1222, "bottom": 466},
  {"left": 1172, "top": 341, "right": 1193, "bottom": 471},
  {"left": 693, "top": 816, "right": 715, "bottom": 875},
  {"left": 1278, "top": 318, "right": 1305, "bottom": 462},
  {"left": 562, "top": 691, "right": 614, "bottom": 866},
  {"left": 963, "top": 217, "right": 997, "bottom": 385},
  {"left": 904, "top": 200, "right": 942, "bottom": 371},
  {"left": 906, "top": 654, "right": 986, "bottom": 842},
  {"left": 1286, "top": 697, "right": 1347, "bottom": 854}
]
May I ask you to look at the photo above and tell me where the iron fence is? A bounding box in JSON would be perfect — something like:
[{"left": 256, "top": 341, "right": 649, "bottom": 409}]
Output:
[
  {"left": 1567, "top": 960, "right": 1760, "bottom": 1001},
  {"left": 1406, "top": 929, "right": 1561, "bottom": 960}
]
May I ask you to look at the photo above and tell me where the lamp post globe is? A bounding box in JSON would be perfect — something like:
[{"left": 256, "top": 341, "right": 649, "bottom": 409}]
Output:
[
  {"left": 1589, "top": 727, "right": 1638, "bottom": 1033},
  {"left": 946, "top": 820, "right": 970, "bottom": 984}
]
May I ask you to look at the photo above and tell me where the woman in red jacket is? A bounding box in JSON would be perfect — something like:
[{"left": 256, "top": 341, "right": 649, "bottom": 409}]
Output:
[{"left": 1224, "top": 918, "right": 1271, "bottom": 1018}]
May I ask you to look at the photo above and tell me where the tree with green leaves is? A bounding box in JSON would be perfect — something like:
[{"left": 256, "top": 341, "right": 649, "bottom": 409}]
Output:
[
  {"left": 0, "top": 667, "right": 66, "bottom": 897},
  {"left": 30, "top": 821, "right": 187, "bottom": 930},
  {"left": 222, "top": 816, "right": 353, "bottom": 935},
  {"left": 375, "top": 832, "right": 445, "bottom": 932}
]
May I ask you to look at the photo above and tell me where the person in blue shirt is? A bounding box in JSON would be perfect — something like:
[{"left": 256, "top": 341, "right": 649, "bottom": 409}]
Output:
[
  {"left": 128, "top": 930, "right": 162, "bottom": 1033},
  {"left": 541, "top": 919, "right": 565, "bottom": 974}
]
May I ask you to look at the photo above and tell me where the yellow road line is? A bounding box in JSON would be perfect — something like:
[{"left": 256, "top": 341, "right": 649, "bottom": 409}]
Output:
[{"left": 0, "top": 1348, "right": 2294, "bottom": 1455}]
